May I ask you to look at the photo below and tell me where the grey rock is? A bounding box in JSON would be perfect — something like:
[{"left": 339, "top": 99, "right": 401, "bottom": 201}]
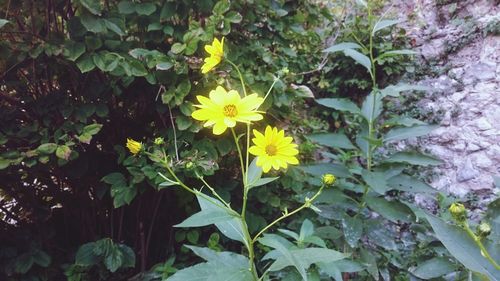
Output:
[
  {"left": 457, "top": 158, "right": 479, "bottom": 182},
  {"left": 476, "top": 117, "right": 493, "bottom": 131}
]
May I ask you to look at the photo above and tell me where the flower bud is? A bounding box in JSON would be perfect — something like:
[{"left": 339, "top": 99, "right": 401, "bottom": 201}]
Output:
[
  {"left": 154, "top": 137, "right": 165, "bottom": 145},
  {"left": 126, "top": 138, "right": 142, "bottom": 155},
  {"left": 322, "top": 174, "right": 336, "bottom": 186},
  {"left": 476, "top": 222, "right": 491, "bottom": 238},
  {"left": 185, "top": 161, "right": 194, "bottom": 170},
  {"left": 449, "top": 203, "right": 467, "bottom": 223}
]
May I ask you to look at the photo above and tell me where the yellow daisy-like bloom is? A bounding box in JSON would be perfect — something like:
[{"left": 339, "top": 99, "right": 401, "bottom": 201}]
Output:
[
  {"left": 201, "top": 37, "right": 224, "bottom": 74},
  {"left": 192, "top": 86, "right": 264, "bottom": 135},
  {"left": 126, "top": 138, "right": 142, "bottom": 155},
  {"left": 249, "top": 126, "right": 299, "bottom": 173}
]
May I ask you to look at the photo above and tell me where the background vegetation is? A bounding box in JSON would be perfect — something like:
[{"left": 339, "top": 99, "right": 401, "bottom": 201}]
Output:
[{"left": 0, "top": 0, "right": 498, "bottom": 280}]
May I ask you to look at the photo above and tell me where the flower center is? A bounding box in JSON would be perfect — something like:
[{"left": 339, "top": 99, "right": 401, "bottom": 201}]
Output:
[
  {"left": 223, "top": 104, "right": 238, "bottom": 117},
  {"left": 265, "top": 144, "right": 278, "bottom": 156}
]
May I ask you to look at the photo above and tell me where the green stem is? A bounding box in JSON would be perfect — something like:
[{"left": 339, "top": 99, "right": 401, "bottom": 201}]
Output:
[
  {"left": 464, "top": 224, "right": 500, "bottom": 270},
  {"left": 199, "top": 176, "right": 231, "bottom": 209},
  {"left": 252, "top": 185, "right": 325, "bottom": 244},
  {"left": 231, "top": 128, "right": 246, "bottom": 185}
]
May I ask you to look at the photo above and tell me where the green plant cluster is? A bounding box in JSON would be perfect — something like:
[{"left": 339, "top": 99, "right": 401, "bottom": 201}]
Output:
[{"left": 0, "top": 0, "right": 499, "bottom": 281}]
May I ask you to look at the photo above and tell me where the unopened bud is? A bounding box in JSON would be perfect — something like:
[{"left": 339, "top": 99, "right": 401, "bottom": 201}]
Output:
[
  {"left": 185, "top": 161, "right": 194, "bottom": 170},
  {"left": 449, "top": 203, "right": 467, "bottom": 223},
  {"left": 322, "top": 174, "right": 336, "bottom": 186},
  {"left": 154, "top": 137, "right": 165, "bottom": 145},
  {"left": 477, "top": 222, "right": 491, "bottom": 238}
]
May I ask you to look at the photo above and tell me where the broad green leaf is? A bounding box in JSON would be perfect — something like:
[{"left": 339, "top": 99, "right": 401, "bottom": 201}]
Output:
[
  {"left": 63, "top": 41, "right": 86, "bottom": 61},
  {"left": 247, "top": 158, "right": 263, "bottom": 188},
  {"left": 268, "top": 247, "right": 348, "bottom": 272},
  {"left": 213, "top": 0, "right": 230, "bottom": 15},
  {"left": 361, "top": 91, "right": 383, "bottom": 123},
  {"left": 259, "top": 234, "right": 307, "bottom": 280},
  {"left": 377, "top": 49, "right": 416, "bottom": 60},
  {"left": 360, "top": 248, "right": 379, "bottom": 280},
  {"left": 343, "top": 49, "right": 372, "bottom": 74},
  {"left": 323, "top": 42, "right": 362, "bottom": 53},
  {"left": 225, "top": 11, "right": 243, "bottom": 23},
  {"left": 384, "top": 116, "right": 425, "bottom": 127},
  {"left": 102, "top": 172, "right": 126, "bottom": 185},
  {"left": 156, "top": 62, "right": 173, "bottom": 71},
  {"left": 104, "top": 247, "right": 123, "bottom": 272},
  {"left": 175, "top": 209, "right": 235, "bottom": 228},
  {"left": 319, "top": 260, "right": 364, "bottom": 281},
  {"left": 379, "top": 83, "right": 428, "bottom": 97},
  {"left": 299, "top": 163, "right": 351, "bottom": 178},
  {"left": 425, "top": 214, "right": 500, "bottom": 280},
  {"left": 387, "top": 174, "right": 436, "bottom": 193},
  {"left": 342, "top": 216, "right": 362, "bottom": 247},
  {"left": 117, "top": 244, "right": 135, "bottom": 268},
  {"left": 135, "top": 3, "right": 156, "bottom": 15},
  {"left": 316, "top": 98, "right": 361, "bottom": 115},
  {"left": 80, "top": 14, "right": 106, "bottom": 33},
  {"left": 79, "top": 0, "right": 102, "bottom": 15},
  {"left": 366, "top": 196, "right": 415, "bottom": 223},
  {"left": 160, "top": 2, "right": 176, "bottom": 21},
  {"left": 82, "top": 123, "right": 103, "bottom": 135},
  {"left": 37, "top": 143, "right": 58, "bottom": 154},
  {"left": 384, "top": 125, "right": 438, "bottom": 142},
  {"left": 250, "top": 177, "right": 279, "bottom": 188},
  {"left": 307, "top": 133, "right": 356, "bottom": 150},
  {"left": 56, "top": 145, "right": 71, "bottom": 160},
  {"left": 167, "top": 246, "right": 253, "bottom": 281},
  {"left": 104, "top": 19, "right": 125, "bottom": 36},
  {"left": 299, "top": 219, "right": 314, "bottom": 241},
  {"left": 76, "top": 54, "right": 96, "bottom": 73},
  {"left": 117, "top": 1, "right": 135, "bottom": 14},
  {"left": 361, "top": 170, "right": 387, "bottom": 194},
  {"left": 171, "top": 43, "right": 186, "bottom": 54},
  {"left": 14, "top": 254, "right": 33, "bottom": 274},
  {"left": 384, "top": 151, "right": 441, "bottom": 166},
  {"left": 32, "top": 250, "right": 51, "bottom": 267},
  {"left": 0, "top": 158, "right": 10, "bottom": 169},
  {"left": 75, "top": 242, "right": 99, "bottom": 266},
  {"left": 411, "top": 257, "right": 456, "bottom": 279},
  {"left": 372, "top": 19, "right": 400, "bottom": 35},
  {"left": 0, "top": 19, "right": 9, "bottom": 29}
]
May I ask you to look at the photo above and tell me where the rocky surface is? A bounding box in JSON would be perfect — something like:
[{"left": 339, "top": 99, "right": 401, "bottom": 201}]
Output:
[{"left": 392, "top": 0, "right": 499, "bottom": 196}]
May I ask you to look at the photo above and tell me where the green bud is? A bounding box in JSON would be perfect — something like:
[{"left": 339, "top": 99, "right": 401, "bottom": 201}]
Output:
[
  {"left": 154, "top": 137, "right": 165, "bottom": 145},
  {"left": 449, "top": 203, "right": 467, "bottom": 223},
  {"left": 321, "top": 173, "right": 336, "bottom": 186},
  {"left": 185, "top": 161, "right": 194, "bottom": 170},
  {"left": 476, "top": 222, "right": 491, "bottom": 238}
]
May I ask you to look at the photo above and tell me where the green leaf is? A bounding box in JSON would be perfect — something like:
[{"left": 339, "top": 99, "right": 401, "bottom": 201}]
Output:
[
  {"left": 360, "top": 248, "right": 379, "bottom": 280},
  {"left": 319, "top": 260, "right": 364, "bottom": 281},
  {"left": 342, "top": 216, "right": 362, "bottom": 247},
  {"left": 171, "top": 43, "right": 186, "bottom": 54},
  {"left": 33, "top": 250, "right": 51, "bottom": 267},
  {"left": 379, "top": 83, "right": 428, "bottom": 97},
  {"left": 76, "top": 54, "right": 96, "bottom": 73},
  {"left": 104, "top": 19, "right": 125, "bottom": 36},
  {"left": 79, "top": 0, "right": 102, "bottom": 15},
  {"left": 14, "top": 254, "right": 34, "bottom": 274},
  {"left": 225, "top": 11, "right": 242, "bottom": 23},
  {"left": 213, "top": 0, "right": 230, "bottom": 15},
  {"left": 361, "top": 170, "right": 388, "bottom": 194},
  {"left": 425, "top": 214, "right": 500, "bottom": 280},
  {"left": 104, "top": 246, "right": 123, "bottom": 272},
  {"left": 102, "top": 172, "right": 126, "bottom": 185},
  {"left": 0, "top": 158, "right": 10, "bottom": 169},
  {"left": 361, "top": 91, "right": 383, "bottom": 123},
  {"left": 411, "top": 257, "right": 456, "bottom": 279},
  {"left": 82, "top": 123, "right": 103, "bottom": 135},
  {"left": 372, "top": 19, "right": 400, "bottom": 35},
  {"left": 308, "top": 133, "right": 356, "bottom": 149},
  {"left": 117, "top": 1, "right": 136, "bottom": 14},
  {"left": 384, "top": 151, "right": 441, "bottom": 166},
  {"left": 156, "top": 62, "right": 173, "bottom": 71},
  {"left": 167, "top": 246, "right": 253, "bottom": 281},
  {"left": 299, "top": 219, "right": 314, "bottom": 241},
  {"left": 343, "top": 49, "right": 372, "bottom": 75},
  {"left": 384, "top": 125, "right": 438, "bottom": 142},
  {"left": 259, "top": 234, "right": 307, "bottom": 280},
  {"left": 250, "top": 177, "right": 279, "bottom": 188},
  {"left": 175, "top": 209, "right": 235, "bottom": 228},
  {"left": 387, "top": 174, "right": 436, "bottom": 193},
  {"left": 323, "top": 42, "right": 362, "bottom": 53},
  {"left": 160, "top": 2, "right": 176, "bottom": 21},
  {"left": 315, "top": 98, "right": 361, "bottom": 115},
  {"left": 384, "top": 116, "right": 425, "bottom": 127},
  {"left": 135, "top": 3, "right": 156, "bottom": 15},
  {"left": 37, "top": 143, "right": 58, "bottom": 154},
  {"left": 80, "top": 14, "right": 106, "bottom": 33},
  {"left": 246, "top": 158, "right": 263, "bottom": 188},
  {"left": 63, "top": 41, "right": 86, "bottom": 61},
  {"left": 0, "top": 19, "right": 9, "bottom": 29},
  {"left": 117, "top": 244, "right": 135, "bottom": 268},
  {"left": 56, "top": 145, "right": 71, "bottom": 160},
  {"left": 75, "top": 242, "right": 99, "bottom": 266},
  {"left": 366, "top": 196, "right": 415, "bottom": 223},
  {"left": 175, "top": 115, "right": 192, "bottom": 130}
]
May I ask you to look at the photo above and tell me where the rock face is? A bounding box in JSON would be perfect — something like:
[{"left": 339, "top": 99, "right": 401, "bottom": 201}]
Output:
[{"left": 392, "top": 0, "right": 499, "bottom": 196}]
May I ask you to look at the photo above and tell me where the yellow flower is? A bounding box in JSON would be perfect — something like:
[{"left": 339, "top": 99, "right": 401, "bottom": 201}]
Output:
[
  {"left": 249, "top": 126, "right": 299, "bottom": 173},
  {"left": 201, "top": 37, "right": 224, "bottom": 74},
  {"left": 191, "top": 86, "right": 264, "bottom": 135},
  {"left": 126, "top": 138, "right": 142, "bottom": 155}
]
